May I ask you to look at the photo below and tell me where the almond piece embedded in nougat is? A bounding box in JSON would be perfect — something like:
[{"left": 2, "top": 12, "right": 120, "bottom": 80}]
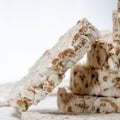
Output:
[
  {"left": 70, "top": 63, "right": 120, "bottom": 97},
  {"left": 8, "top": 18, "right": 99, "bottom": 113},
  {"left": 57, "top": 87, "right": 120, "bottom": 113}
]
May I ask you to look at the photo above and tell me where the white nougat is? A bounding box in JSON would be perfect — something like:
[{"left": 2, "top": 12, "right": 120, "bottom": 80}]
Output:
[
  {"left": 70, "top": 63, "right": 120, "bottom": 97},
  {"left": 9, "top": 19, "right": 99, "bottom": 113},
  {"left": 57, "top": 87, "right": 120, "bottom": 113}
]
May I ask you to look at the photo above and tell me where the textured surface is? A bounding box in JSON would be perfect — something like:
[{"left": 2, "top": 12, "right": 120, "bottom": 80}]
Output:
[
  {"left": 70, "top": 64, "right": 99, "bottom": 96},
  {"left": 9, "top": 19, "right": 99, "bottom": 113},
  {"left": 57, "top": 87, "right": 120, "bottom": 114},
  {"left": 21, "top": 112, "right": 120, "bottom": 120},
  {"left": 87, "top": 40, "right": 113, "bottom": 69},
  {"left": 113, "top": 0, "right": 120, "bottom": 44},
  {"left": 88, "top": 32, "right": 120, "bottom": 70},
  {"left": 97, "top": 69, "right": 120, "bottom": 97},
  {"left": 70, "top": 63, "right": 120, "bottom": 97},
  {"left": 87, "top": 32, "right": 120, "bottom": 70},
  {"left": 113, "top": 10, "right": 120, "bottom": 44},
  {"left": 1, "top": 83, "right": 120, "bottom": 120}
]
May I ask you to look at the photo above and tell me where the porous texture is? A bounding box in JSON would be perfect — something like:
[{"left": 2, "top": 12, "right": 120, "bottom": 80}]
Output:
[
  {"left": 70, "top": 64, "right": 99, "bottom": 96},
  {"left": 57, "top": 87, "right": 120, "bottom": 114},
  {"left": 97, "top": 69, "right": 120, "bottom": 97},
  {"left": 70, "top": 63, "right": 120, "bottom": 97},
  {"left": 8, "top": 19, "right": 99, "bottom": 113},
  {"left": 113, "top": 10, "right": 120, "bottom": 44},
  {"left": 113, "top": 0, "right": 120, "bottom": 44},
  {"left": 87, "top": 37, "right": 120, "bottom": 70}
]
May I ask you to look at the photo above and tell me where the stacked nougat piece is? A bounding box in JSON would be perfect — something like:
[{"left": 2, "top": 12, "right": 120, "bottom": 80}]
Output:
[
  {"left": 113, "top": 0, "right": 120, "bottom": 45},
  {"left": 57, "top": 0, "right": 120, "bottom": 114}
]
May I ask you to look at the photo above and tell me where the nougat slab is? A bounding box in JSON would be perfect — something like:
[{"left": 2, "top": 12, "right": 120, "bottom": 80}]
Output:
[
  {"left": 70, "top": 64, "right": 99, "bottom": 96},
  {"left": 113, "top": 10, "right": 120, "bottom": 44},
  {"left": 8, "top": 19, "right": 99, "bottom": 113},
  {"left": 70, "top": 64, "right": 120, "bottom": 97},
  {"left": 87, "top": 37, "right": 120, "bottom": 70},
  {"left": 112, "top": 0, "right": 120, "bottom": 44},
  {"left": 57, "top": 87, "right": 120, "bottom": 113}
]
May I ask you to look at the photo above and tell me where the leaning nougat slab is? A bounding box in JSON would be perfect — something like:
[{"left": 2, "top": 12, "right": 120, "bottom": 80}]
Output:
[
  {"left": 8, "top": 19, "right": 99, "bottom": 113},
  {"left": 87, "top": 36, "right": 120, "bottom": 70},
  {"left": 113, "top": 0, "right": 120, "bottom": 44},
  {"left": 70, "top": 63, "right": 120, "bottom": 97},
  {"left": 57, "top": 87, "right": 120, "bottom": 113}
]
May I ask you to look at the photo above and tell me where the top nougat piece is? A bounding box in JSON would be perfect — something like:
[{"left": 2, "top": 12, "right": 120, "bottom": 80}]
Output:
[
  {"left": 87, "top": 32, "right": 120, "bottom": 70},
  {"left": 8, "top": 19, "right": 99, "bottom": 113},
  {"left": 113, "top": 0, "right": 120, "bottom": 44},
  {"left": 113, "top": 10, "right": 120, "bottom": 44}
]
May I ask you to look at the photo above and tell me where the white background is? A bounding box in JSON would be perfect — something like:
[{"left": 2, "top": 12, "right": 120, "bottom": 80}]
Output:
[{"left": 0, "top": 0, "right": 117, "bottom": 84}]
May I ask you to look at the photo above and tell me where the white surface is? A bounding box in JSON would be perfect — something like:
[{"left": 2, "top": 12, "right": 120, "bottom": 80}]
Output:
[
  {"left": 0, "top": 0, "right": 116, "bottom": 84},
  {"left": 22, "top": 112, "right": 120, "bottom": 120}
]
